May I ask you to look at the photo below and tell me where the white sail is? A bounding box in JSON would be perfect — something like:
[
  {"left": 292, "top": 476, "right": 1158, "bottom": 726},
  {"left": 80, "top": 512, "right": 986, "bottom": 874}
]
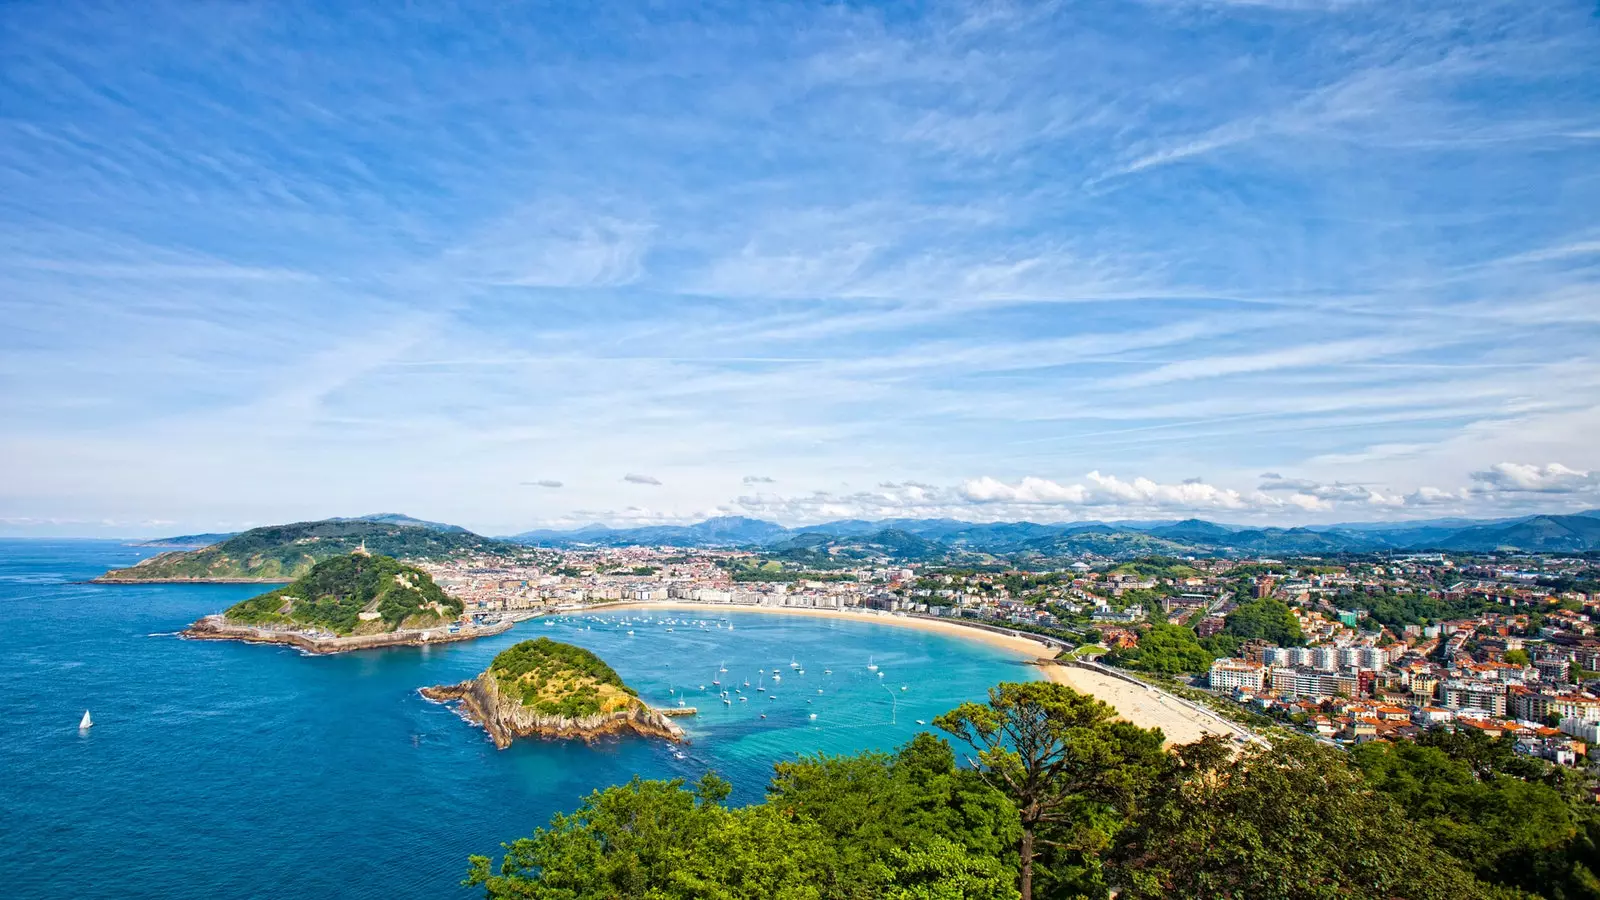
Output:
[{"left": 79, "top": 710, "right": 93, "bottom": 729}]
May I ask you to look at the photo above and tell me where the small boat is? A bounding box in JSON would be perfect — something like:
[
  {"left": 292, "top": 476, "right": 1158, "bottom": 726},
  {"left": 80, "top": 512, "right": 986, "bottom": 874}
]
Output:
[
  {"left": 760, "top": 714, "right": 766, "bottom": 719},
  {"left": 626, "top": 630, "right": 634, "bottom": 636},
  {"left": 824, "top": 669, "right": 832, "bottom": 675},
  {"left": 772, "top": 673, "right": 781, "bottom": 682},
  {"left": 878, "top": 672, "right": 885, "bottom": 678},
  {"left": 900, "top": 685, "right": 908, "bottom": 691},
  {"left": 867, "top": 657, "right": 878, "bottom": 672},
  {"left": 79, "top": 710, "right": 93, "bottom": 730},
  {"left": 817, "top": 689, "right": 824, "bottom": 694},
  {"left": 739, "top": 697, "right": 748, "bottom": 702},
  {"left": 915, "top": 719, "right": 926, "bottom": 726},
  {"left": 808, "top": 713, "right": 817, "bottom": 721}
]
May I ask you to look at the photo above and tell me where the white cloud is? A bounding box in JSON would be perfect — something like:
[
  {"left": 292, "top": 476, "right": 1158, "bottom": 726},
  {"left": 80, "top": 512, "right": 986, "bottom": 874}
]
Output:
[
  {"left": 522, "top": 479, "right": 563, "bottom": 488},
  {"left": 1468, "top": 462, "right": 1598, "bottom": 494},
  {"left": 623, "top": 473, "right": 663, "bottom": 486},
  {"left": 742, "top": 475, "right": 776, "bottom": 484}
]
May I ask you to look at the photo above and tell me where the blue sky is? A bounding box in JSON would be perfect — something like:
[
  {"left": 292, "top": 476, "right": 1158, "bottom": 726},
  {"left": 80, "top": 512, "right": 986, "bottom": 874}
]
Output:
[{"left": 3, "top": 0, "right": 1599, "bottom": 536}]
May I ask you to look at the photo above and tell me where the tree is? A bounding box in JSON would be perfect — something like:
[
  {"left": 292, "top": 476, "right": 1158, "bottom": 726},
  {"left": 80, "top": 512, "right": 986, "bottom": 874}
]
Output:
[
  {"left": 1105, "top": 623, "right": 1212, "bottom": 675},
  {"left": 1224, "top": 598, "right": 1303, "bottom": 645},
  {"left": 934, "top": 682, "right": 1165, "bottom": 900},
  {"left": 1112, "top": 736, "right": 1501, "bottom": 899},
  {"left": 1504, "top": 648, "right": 1531, "bottom": 667},
  {"left": 1353, "top": 735, "right": 1595, "bottom": 898}
]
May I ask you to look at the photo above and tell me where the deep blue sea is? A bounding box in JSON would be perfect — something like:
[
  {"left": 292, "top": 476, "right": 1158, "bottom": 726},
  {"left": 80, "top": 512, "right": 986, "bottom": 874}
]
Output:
[{"left": 0, "top": 540, "right": 1039, "bottom": 899}]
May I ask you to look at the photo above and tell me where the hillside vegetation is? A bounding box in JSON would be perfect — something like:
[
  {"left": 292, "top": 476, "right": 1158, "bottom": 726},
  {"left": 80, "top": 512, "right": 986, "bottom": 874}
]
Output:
[
  {"left": 100, "top": 519, "right": 513, "bottom": 581},
  {"left": 467, "top": 683, "right": 1561, "bottom": 900},
  {"left": 222, "top": 553, "right": 462, "bottom": 635},
  {"left": 490, "top": 638, "right": 640, "bottom": 719}
]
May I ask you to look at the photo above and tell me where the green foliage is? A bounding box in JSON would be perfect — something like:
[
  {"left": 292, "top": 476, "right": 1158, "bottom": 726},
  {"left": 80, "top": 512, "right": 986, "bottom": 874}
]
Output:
[
  {"left": 1352, "top": 730, "right": 1599, "bottom": 898},
  {"left": 935, "top": 682, "right": 1166, "bottom": 900},
  {"left": 1112, "top": 736, "right": 1504, "bottom": 900},
  {"left": 490, "top": 638, "right": 637, "bottom": 717},
  {"left": 103, "top": 519, "right": 514, "bottom": 581},
  {"left": 1504, "top": 648, "right": 1531, "bottom": 667},
  {"left": 767, "top": 733, "right": 1022, "bottom": 896},
  {"left": 1334, "top": 589, "right": 1498, "bottom": 630},
  {"left": 1224, "top": 598, "right": 1304, "bottom": 645},
  {"left": 724, "top": 558, "right": 858, "bottom": 582},
  {"left": 1109, "top": 557, "right": 1199, "bottom": 579},
  {"left": 222, "top": 553, "right": 460, "bottom": 634},
  {"left": 1105, "top": 624, "right": 1214, "bottom": 675},
  {"left": 469, "top": 739, "right": 1023, "bottom": 900}
]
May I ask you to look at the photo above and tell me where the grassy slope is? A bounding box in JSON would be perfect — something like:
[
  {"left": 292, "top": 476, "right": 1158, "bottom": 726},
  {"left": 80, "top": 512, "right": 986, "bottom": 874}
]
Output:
[
  {"left": 222, "top": 553, "right": 463, "bottom": 635},
  {"left": 102, "top": 520, "right": 512, "bottom": 580},
  {"left": 490, "top": 638, "right": 640, "bottom": 718}
]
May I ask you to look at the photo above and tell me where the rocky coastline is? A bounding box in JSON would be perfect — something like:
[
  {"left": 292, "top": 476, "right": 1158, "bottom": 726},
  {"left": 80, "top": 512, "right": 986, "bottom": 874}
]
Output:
[
  {"left": 420, "top": 668, "right": 686, "bottom": 749},
  {"left": 181, "top": 614, "right": 513, "bottom": 654}
]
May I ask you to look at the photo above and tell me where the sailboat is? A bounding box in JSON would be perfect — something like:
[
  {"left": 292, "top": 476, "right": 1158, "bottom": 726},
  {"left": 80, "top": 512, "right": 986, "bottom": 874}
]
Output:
[
  {"left": 79, "top": 710, "right": 93, "bottom": 730},
  {"left": 867, "top": 656, "right": 879, "bottom": 672}
]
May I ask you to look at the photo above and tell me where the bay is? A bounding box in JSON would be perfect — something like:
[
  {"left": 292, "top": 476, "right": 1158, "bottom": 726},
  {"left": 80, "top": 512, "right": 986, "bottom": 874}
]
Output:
[{"left": 0, "top": 539, "right": 1038, "bottom": 899}]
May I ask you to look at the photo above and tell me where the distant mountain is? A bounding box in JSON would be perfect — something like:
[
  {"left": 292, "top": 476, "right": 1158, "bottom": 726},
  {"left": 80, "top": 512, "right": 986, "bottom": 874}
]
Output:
[
  {"left": 134, "top": 532, "right": 238, "bottom": 549},
  {"left": 508, "top": 516, "right": 788, "bottom": 548},
  {"left": 97, "top": 519, "right": 516, "bottom": 582},
  {"left": 332, "top": 513, "right": 471, "bottom": 533},
  {"left": 1144, "top": 518, "right": 1238, "bottom": 543},
  {"left": 503, "top": 509, "right": 1600, "bottom": 558},
  {"left": 1430, "top": 514, "right": 1600, "bottom": 553},
  {"left": 137, "top": 513, "right": 468, "bottom": 549},
  {"left": 769, "top": 528, "right": 954, "bottom": 564}
]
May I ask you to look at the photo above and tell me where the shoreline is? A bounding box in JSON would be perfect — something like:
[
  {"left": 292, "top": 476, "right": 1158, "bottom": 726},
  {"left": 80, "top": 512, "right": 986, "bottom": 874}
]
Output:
[
  {"left": 592, "top": 601, "right": 1062, "bottom": 662},
  {"left": 181, "top": 615, "right": 514, "bottom": 654},
  {"left": 90, "top": 576, "right": 293, "bottom": 585},
  {"left": 585, "top": 601, "right": 1247, "bottom": 746}
]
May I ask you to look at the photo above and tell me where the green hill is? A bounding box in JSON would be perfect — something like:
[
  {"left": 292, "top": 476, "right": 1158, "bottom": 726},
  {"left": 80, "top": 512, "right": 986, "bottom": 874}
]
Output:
[
  {"left": 220, "top": 553, "right": 463, "bottom": 635},
  {"left": 491, "top": 638, "right": 640, "bottom": 718},
  {"left": 97, "top": 518, "right": 514, "bottom": 582}
]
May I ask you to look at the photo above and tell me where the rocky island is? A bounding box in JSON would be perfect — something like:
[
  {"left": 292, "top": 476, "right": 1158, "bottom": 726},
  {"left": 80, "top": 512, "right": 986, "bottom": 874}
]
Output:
[
  {"left": 421, "top": 638, "right": 685, "bottom": 748},
  {"left": 182, "top": 551, "right": 510, "bottom": 653}
]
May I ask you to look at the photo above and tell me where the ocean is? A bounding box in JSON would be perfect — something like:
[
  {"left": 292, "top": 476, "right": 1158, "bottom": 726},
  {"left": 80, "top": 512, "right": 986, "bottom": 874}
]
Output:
[{"left": 0, "top": 539, "right": 1040, "bottom": 899}]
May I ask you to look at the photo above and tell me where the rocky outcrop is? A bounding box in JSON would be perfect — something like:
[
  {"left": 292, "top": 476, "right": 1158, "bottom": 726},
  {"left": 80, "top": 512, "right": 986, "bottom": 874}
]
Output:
[
  {"left": 420, "top": 669, "right": 685, "bottom": 749},
  {"left": 182, "top": 614, "right": 512, "bottom": 654}
]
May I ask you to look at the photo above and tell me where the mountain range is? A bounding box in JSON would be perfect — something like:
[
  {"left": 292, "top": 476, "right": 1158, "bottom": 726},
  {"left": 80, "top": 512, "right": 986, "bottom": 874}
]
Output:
[{"left": 504, "top": 511, "right": 1600, "bottom": 557}]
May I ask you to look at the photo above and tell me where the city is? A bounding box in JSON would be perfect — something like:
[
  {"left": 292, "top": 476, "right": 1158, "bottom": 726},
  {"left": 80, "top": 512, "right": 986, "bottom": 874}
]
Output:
[{"left": 421, "top": 543, "right": 1600, "bottom": 770}]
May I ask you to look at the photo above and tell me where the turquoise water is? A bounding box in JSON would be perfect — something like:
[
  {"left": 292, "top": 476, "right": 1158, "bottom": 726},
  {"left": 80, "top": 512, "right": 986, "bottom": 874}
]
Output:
[{"left": 0, "top": 540, "right": 1039, "bottom": 899}]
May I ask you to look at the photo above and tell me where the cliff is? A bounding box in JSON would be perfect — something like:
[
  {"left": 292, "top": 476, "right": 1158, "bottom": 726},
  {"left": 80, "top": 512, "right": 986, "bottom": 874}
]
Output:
[{"left": 419, "top": 638, "right": 685, "bottom": 748}]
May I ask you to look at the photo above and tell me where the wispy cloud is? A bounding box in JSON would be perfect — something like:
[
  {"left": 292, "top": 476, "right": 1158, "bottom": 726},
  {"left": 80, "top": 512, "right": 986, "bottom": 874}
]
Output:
[{"left": 0, "top": 1, "right": 1596, "bottom": 535}]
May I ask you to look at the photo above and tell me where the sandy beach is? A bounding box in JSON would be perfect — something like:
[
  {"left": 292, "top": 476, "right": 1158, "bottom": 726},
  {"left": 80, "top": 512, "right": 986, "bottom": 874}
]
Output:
[
  {"left": 1041, "top": 664, "right": 1248, "bottom": 746},
  {"left": 596, "top": 601, "right": 1061, "bottom": 661},
  {"left": 593, "top": 601, "right": 1245, "bottom": 746}
]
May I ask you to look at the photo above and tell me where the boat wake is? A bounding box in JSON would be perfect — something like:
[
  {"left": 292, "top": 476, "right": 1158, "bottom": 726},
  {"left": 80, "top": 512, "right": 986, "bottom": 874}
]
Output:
[{"left": 147, "top": 631, "right": 181, "bottom": 637}]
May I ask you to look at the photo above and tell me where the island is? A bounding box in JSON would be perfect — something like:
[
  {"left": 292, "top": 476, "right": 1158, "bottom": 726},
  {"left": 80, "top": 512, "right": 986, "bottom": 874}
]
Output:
[
  {"left": 420, "top": 638, "right": 686, "bottom": 748},
  {"left": 181, "top": 551, "right": 511, "bottom": 653},
  {"left": 95, "top": 517, "right": 518, "bottom": 582}
]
